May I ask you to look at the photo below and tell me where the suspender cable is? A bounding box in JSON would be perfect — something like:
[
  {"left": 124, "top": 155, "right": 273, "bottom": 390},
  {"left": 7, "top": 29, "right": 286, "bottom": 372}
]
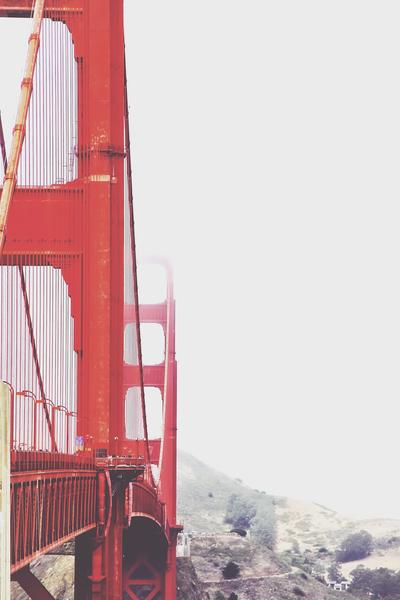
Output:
[
  {"left": 0, "top": 104, "right": 57, "bottom": 452},
  {"left": 18, "top": 269, "right": 57, "bottom": 452},
  {"left": 0, "top": 0, "right": 45, "bottom": 253},
  {"left": 123, "top": 54, "right": 153, "bottom": 478}
]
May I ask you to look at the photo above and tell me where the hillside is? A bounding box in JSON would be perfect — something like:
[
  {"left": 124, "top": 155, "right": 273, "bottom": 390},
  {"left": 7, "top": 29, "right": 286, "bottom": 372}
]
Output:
[
  {"left": 276, "top": 496, "right": 400, "bottom": 553},
  {"left": 178, "top": 451, "right": 400, "bottom": 552},
  {"left": 177, "top": 452, "right": 356, "bottom": 598},
  {"left": 176, "top": 533, "right": 353, "bottom": 600},
  {"left": 178, "top": 450, "right": 400, "bottom": 597},
  {"left": 178, "top": 450, "right": 277, "bottom": 534},
  {"left": 275, "top": 496, "right": 400, "bottom": 579}
]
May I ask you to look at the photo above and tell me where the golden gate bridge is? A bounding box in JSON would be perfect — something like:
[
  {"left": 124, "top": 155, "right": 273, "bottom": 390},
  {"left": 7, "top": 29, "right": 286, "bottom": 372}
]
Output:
[{"left": 0, "top": 1, "right": 180, "bottom": 598}]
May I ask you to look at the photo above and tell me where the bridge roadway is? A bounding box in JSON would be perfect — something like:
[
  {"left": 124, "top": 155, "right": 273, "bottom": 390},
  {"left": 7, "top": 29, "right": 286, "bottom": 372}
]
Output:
[{"left": 10, "top": 452, "right": 166, "bottom": 574}]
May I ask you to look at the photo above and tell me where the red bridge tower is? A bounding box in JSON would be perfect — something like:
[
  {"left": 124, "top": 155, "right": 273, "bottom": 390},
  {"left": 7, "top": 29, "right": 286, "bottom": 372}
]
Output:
[{"left": 0, "top": 1, "right": 180, "bottom": 598}]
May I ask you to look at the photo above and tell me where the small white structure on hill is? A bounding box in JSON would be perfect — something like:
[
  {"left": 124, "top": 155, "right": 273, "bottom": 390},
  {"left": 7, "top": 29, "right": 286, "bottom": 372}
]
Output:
[
  {"left": 327, "top": 580, "right": 351, "bottom": 592},
  {"left": 176, "top": 533, "right": 191, "bottom": 557}
]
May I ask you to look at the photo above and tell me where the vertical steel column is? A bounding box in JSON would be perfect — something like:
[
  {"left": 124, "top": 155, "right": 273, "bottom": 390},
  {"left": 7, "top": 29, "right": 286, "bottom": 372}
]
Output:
[
  {"left": 74, "top": 1, "right": 125, "bottom": 597},
  {"left": 78, "top": 0, "right": 125, "bottom": 454},
  {"left": 165, "top": 544, "right": 177, "bottom": 600},
  {"left": 0, "top": 382, "right": 10, "bottom": 600},
  {"left": 105, "top": 491, "right": 125, "bottom": 599},
  {"left": 75, "top": 532, "right": 93, "bottom": 600},
  {"left": 164, "top": 310, "right": 179, "bottom": 600}
]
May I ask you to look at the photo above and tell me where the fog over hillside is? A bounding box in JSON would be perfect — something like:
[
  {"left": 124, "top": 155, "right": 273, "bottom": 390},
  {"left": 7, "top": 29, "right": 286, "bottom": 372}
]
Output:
[{"left": 177, "top": 450, "right": 400, "bottom": 544}]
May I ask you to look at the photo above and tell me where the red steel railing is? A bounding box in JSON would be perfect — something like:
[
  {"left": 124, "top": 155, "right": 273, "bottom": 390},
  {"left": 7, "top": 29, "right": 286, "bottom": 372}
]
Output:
[
  {"left": 11, "top": 470, "right": 97, "bottom": 573},
  {"left": 9, "top": 386, "right": 95, "bottom": 472},
  {"left": 130, "top": 481, "right": 165, "bottom": 527}
]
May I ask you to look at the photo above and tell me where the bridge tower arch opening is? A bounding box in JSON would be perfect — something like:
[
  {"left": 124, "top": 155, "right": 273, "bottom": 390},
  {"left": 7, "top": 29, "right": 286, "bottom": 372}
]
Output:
[{"left": 123, "top": 518, "right": 167, "bottom": 600}]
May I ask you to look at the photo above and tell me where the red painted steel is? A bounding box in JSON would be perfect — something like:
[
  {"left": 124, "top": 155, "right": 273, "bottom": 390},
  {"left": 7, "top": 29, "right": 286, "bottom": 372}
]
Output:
[
  {"left": 11, "top": 470, "right": 97, "bottom": 573},
  {"left": 124, "top": 558, "right": 163, "bottom": 600},
  {"left": 0, "top": 1, "right": 180, "bottom": 598},
  {"left": 130, "top": 482, "right": 165, "bottom": 528},
  {"left": 13, "top": 566, "right": 57, "bottom": 599}
]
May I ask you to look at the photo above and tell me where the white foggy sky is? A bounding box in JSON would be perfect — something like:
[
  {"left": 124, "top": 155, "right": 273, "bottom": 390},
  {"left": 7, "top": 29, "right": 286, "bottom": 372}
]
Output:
[{"left": 2, "top": 1, "right": 400, "bottom": 519}]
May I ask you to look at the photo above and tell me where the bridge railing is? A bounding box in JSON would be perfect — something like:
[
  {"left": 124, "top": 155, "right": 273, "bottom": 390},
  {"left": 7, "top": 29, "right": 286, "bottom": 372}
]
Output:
[
  {"left": 11, "top": 470, "right": 97, "bottom": 573},
  {"left": 5, "top": 384, "right": 97, "bottom": 573},
  {"left": 130, "top": 481, "right": 165, "bottom": 527},
  {"left": 8, "top": 386, "right": 95, "bottom": 472}
]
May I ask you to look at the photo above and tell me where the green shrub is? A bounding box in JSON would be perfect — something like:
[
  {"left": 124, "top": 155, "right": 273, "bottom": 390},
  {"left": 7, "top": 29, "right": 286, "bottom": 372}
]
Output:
[
  {"left": 292, "top": 586, "right": 306, "bottom": 596},
  {"left": 230, "top": 527, "right": 247, "bottom": 537},
  {"left": 250, "top": 504, "right": 277, "bottom": 549},
  {"left": 224, "top": 494, "right": 256, "bottom": 529},
  {"left": 225, "top": 491, "right": 277, "bottom": 548},
  {"left": 349, "top": 565, "right": 400, "bottom": 597},
  {"left": 222, "top": 561, "right": 240, "bottom": 580},
  {"left": 328, "top": 562, "right": 343, "bottom": 582},
  {"left": 336, "top": 531, "right": 373, "bottom": 563}
]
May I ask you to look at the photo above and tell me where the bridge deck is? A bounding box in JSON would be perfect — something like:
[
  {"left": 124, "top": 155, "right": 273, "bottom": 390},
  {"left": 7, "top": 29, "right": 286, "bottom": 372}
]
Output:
[{"left": 11, "top": 450, "right": 98, "bottom": 573}]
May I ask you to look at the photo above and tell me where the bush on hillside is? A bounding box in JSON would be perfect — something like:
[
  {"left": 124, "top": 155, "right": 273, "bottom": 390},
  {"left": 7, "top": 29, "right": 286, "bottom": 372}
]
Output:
[
  {"left": 250, "top": 504, "right": 277, "bottom": 549},
  {"left": 328, "top": 562, "right": 344, "bottom": 583},
  {"left": 224, "top": 491, "right": 278, "bottom": 548},
  {"left": 350, "top": 566, "right": 400, "bottom": 598},
  {"left": 224, "top": 494, "right": 257, "bottom": 529},
  {"left": 222, "top": 561, "right": 240, "bottom": 580},
  {"left": 336, "top": 530, "right": 373, "bottom": 563},
  {"left": 292, "top": 586, "right": 306, "bottom": 596},
  {"left": 230, "top": 527, "right": 247, "bottom": 537},
  {"left": 375, "top": 536, "right": 400, "bottom": 551}
]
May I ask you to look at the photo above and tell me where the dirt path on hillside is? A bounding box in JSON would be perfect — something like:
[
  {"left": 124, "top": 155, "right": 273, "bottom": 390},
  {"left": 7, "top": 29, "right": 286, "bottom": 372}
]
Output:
[{"left": 202, "top": 569, "right": 296, "bottom": 585}]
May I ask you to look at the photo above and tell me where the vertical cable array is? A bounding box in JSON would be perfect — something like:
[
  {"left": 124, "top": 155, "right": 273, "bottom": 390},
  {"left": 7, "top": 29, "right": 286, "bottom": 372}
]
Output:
[
  {"left": 0, "top": 0, "right": 45, "bottom": 251},
  {"left": 19, "top": 16, "right": 78, "bottom": 187},
  {"left": 0, "top": 9, "right": 83, "bottom": 468}
]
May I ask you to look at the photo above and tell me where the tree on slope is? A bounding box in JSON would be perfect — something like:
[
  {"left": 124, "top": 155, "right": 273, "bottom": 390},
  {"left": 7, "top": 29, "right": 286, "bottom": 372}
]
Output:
[
  {"left": 336, "top": 530, "right": 373, "bottom": 563},
  {"left": 350, "top": 565, "right": 400, "bottom": 598},
  {"left": 328, "top": 562, "right": 344, "bottom": 583},
  {"left": 224, "top": 494, "right": 257, "bottom": 530}
]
